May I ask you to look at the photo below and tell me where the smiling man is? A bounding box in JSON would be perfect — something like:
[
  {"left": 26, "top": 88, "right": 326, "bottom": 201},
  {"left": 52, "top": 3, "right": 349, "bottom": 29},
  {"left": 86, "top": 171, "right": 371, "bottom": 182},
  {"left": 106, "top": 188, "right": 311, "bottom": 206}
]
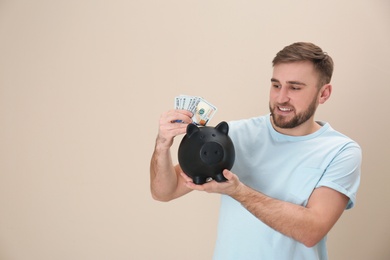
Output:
[
  {"left": 150, "top": 42, "right": 362, "bottom": 260},
  {"left": 269, "top": 60, "right": 331, "bottom": 135}
]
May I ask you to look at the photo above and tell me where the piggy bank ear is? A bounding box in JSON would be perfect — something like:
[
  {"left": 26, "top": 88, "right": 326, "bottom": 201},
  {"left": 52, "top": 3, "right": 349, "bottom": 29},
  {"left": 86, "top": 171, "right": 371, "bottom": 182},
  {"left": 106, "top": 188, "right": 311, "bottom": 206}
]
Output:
[
  {"left": 187, "top": 123, "right": 200, "bottom": 137},
  {"left": 215, "top": 121, "right": 229, "bottom": 135}
]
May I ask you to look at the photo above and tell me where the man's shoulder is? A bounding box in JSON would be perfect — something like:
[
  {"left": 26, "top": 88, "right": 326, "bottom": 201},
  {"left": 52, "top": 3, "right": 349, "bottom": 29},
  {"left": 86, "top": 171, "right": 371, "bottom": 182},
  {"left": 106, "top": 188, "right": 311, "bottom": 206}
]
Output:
[{"left": 322, "top": 124, "right": 361, "bottom": 148}]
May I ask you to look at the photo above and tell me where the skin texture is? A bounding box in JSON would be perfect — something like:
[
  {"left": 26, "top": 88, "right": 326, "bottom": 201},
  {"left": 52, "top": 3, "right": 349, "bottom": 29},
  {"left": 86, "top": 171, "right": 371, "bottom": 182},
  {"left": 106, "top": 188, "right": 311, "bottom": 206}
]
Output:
[{"left": 150, "top": 61, "right": 348, "bottom": 247}]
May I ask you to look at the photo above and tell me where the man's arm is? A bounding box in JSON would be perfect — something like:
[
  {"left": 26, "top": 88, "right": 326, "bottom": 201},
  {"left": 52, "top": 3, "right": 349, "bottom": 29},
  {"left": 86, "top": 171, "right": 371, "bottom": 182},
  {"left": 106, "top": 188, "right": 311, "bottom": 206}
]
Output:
[
  {"left": 182, "top": 170, "right": 349, "bottom": 247},
  {"left": 150, "top": 110, "right": 194, "bottom": 201},
  {"left": 231, "top": 180, "right": 349, "bottom": 247}
]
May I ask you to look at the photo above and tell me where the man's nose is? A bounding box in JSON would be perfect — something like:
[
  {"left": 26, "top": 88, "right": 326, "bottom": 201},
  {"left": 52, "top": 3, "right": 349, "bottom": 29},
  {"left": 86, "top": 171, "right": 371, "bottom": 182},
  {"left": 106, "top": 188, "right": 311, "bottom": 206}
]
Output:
[{"left": 277, "top": 87, "right": 290, "bottom": 103}]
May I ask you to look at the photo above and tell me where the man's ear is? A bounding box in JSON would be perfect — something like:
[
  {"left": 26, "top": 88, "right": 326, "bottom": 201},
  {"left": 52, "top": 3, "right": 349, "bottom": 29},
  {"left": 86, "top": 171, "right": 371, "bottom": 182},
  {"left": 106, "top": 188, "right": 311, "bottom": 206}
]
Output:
[{"left": 319, "top": 84, "right": 332, "bottom": 104}]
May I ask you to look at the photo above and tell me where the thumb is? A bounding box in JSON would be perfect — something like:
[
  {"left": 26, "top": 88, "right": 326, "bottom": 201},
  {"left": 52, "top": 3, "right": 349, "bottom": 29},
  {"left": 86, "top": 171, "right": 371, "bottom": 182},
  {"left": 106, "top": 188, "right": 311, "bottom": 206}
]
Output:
[{"left": 222, "top": 169, "right": 234, "bottom": 180}]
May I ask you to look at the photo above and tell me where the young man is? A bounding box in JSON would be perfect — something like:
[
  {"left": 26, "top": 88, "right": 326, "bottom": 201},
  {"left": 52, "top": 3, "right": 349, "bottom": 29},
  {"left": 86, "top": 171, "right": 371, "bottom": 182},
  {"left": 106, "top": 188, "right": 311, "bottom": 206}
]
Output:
[{"left": 150, "top": 42, "right": 361, "bottom": 259}]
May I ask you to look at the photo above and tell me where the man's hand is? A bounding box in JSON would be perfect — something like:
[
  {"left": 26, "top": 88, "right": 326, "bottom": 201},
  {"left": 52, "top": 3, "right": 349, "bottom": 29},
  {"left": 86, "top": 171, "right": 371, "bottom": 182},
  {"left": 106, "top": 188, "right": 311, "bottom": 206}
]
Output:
[
  {"left": 180, "top": 169, "right": 244, "bottom": 196},
  {"left": 156, "top": 109, "right": 193, "bottom": 149}
]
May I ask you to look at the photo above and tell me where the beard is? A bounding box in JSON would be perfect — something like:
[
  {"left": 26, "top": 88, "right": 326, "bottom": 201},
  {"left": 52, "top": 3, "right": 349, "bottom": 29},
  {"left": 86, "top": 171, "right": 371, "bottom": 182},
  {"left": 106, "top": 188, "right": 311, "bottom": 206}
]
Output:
[{"left": 269, "top": 97, "right": 318, "bottom": 129}]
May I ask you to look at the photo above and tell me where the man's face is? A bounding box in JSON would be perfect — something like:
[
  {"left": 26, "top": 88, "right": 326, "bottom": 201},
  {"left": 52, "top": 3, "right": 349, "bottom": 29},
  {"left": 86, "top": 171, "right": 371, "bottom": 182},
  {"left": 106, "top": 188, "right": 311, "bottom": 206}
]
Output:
[{"left": 269, "top": 61, "right": 321, "bottom": 131}]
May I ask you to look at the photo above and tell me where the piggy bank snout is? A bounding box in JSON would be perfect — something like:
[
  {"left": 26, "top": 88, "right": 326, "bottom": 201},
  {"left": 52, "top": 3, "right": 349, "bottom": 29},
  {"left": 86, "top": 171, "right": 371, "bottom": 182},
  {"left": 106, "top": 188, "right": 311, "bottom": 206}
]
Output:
[{"left": 200, "top": 142, "right": 224, "bottom": 165}]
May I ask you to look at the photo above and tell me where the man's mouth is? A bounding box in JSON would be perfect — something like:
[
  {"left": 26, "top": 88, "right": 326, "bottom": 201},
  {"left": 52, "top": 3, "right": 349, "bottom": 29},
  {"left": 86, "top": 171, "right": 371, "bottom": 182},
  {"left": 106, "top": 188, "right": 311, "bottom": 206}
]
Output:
[{"left": 278, "top": 106, "right": 293, "bottom": 112}]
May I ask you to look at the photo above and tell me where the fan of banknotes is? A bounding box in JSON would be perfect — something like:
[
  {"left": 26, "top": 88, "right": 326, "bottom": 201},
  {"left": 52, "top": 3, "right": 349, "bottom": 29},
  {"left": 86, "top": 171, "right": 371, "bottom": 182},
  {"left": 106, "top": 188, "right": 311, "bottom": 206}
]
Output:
[{"left": 174, "top": 95, "right": 217, "bottom": 126}]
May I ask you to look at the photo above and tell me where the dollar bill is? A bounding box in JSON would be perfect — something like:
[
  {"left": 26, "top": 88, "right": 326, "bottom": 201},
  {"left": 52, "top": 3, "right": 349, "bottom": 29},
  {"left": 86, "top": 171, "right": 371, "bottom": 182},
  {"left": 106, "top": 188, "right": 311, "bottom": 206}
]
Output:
[
  {"left": 174, "top": 95, "right": 217, "bottom": 126},
  {"left": 192, "top": 98, "right": 217, "bottom": 126}
]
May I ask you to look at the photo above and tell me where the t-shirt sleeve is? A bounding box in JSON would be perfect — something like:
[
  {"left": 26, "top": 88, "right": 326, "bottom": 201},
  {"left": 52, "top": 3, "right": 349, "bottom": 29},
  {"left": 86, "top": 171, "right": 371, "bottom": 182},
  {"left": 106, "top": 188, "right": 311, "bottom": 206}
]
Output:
[{"left": 316, "top": 142, "right": 362, "bottom": 209}]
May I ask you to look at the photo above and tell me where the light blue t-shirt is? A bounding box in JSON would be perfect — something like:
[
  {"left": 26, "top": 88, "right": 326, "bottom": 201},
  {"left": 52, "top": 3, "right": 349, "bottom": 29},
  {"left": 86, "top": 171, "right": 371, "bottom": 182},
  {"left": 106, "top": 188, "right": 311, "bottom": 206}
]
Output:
[{"left": 213, "top": 114, "right": 361, "bottom": 260}]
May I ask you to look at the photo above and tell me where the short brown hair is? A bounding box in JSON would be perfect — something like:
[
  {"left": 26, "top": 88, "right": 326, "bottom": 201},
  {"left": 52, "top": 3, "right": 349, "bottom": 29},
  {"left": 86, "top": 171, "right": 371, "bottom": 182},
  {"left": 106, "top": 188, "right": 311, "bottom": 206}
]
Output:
[{"left": 272, "top": 42, "right": 334, "bottom": 87}]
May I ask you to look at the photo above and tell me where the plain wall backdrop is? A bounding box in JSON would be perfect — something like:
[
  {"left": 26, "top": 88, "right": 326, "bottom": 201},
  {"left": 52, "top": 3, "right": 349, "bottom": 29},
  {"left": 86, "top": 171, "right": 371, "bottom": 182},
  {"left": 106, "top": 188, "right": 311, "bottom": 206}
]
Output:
[{"left": 0, "top": 0, "right": 389, "bottom": 259}]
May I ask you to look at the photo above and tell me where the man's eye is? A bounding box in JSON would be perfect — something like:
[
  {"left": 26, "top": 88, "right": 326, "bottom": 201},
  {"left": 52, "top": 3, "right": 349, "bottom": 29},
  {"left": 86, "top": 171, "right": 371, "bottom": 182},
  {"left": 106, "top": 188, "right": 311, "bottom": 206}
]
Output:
[
  {"left": 291, "top": 86, "right": 301, "bottom": 90},
  {"left": 273, "top": 84, "right": 281, "bottom": 88}
]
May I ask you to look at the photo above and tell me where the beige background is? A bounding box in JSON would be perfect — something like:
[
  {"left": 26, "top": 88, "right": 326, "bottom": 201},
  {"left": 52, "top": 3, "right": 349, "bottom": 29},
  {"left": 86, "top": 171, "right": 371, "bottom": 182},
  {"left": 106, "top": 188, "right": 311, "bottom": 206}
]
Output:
[{"left": 0, "top": 0, "right": 389, "bottom": 259}]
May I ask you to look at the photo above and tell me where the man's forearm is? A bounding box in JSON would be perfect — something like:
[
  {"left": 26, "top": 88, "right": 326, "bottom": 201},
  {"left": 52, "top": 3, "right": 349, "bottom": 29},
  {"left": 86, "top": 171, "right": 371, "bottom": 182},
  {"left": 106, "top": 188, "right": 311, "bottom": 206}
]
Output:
[
  {"left": 182, "top": 169, "right": 347, "bottom": 247},
  {"left": 231, "top": 183, "right": 330, "bottom": 247},
  {"left": 150, "top": 110, "right": 194, "bottom": 201},
  {"left": 150, "top": 143, "right": 178, "bottom": 201}
]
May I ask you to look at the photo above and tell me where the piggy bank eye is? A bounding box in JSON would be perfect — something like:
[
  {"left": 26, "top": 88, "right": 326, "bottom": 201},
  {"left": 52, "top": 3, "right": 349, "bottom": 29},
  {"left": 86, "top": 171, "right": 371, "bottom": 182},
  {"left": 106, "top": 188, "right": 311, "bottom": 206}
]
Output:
[
  {"left": 200, "top": 134, "right": 205, "bottom": 139},
  {"left": 212, "top": 134, "right": 216, "bottom": 137}
]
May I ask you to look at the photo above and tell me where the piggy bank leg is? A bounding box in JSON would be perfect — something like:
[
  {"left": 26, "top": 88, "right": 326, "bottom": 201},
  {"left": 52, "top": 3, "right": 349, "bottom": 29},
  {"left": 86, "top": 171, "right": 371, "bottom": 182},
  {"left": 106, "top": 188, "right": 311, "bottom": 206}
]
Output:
[
  {"left": 193, "top": 176, "right": 207, "bottom": 185},
  {"left": 214, "top": 173, "right": 227, "bottom": 183}
]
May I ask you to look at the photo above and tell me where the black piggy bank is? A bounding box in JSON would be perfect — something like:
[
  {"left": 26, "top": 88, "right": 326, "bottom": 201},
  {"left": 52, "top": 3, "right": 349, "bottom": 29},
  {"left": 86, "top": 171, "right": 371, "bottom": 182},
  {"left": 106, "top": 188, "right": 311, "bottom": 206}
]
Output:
[{"left": 178, "top": 121, "right": 235, "bottom": 185}]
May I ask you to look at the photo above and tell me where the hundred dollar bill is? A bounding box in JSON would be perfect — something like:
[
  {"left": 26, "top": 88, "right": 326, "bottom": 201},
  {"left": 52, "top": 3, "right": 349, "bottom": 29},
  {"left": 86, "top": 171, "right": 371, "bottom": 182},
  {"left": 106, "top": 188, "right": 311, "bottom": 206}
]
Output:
[
  {"left": 192, "top": 97, "right": 217, "bottom": 126},
  {"left": 173, "top": 95, "right": 217, "bottom": 126}
]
